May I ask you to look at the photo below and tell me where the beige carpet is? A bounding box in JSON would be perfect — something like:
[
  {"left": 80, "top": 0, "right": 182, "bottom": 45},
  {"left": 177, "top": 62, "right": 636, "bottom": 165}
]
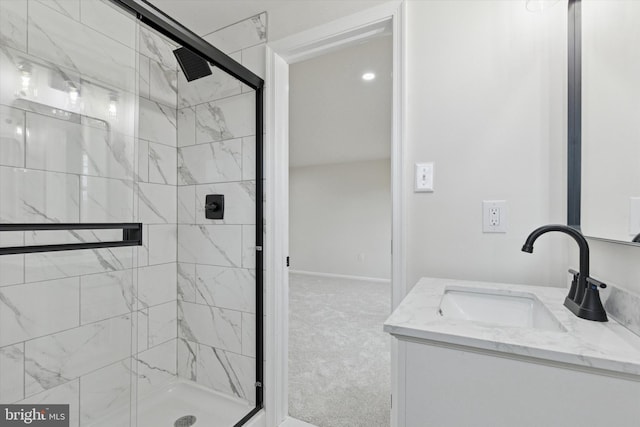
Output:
[{"left": 288, "top": 273, "right": 391, "bottom": 427}]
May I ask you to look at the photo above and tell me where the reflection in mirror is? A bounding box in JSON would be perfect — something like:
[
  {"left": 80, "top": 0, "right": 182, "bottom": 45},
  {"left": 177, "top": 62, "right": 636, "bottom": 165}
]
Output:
[{"left": 581, "top": 0, "right": 640, "bottom": 244}]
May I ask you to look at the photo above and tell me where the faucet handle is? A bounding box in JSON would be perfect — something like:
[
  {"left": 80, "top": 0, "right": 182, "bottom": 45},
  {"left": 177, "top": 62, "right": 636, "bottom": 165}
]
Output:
[
  {"left": 586, "top": 276, "right": 607, "bottom": 289},
  {"left": 566, "top": 269, "right": 579, "bottom": 301},
  {"left": 568, "top": 268, "right": 579, "bottom": 278}
]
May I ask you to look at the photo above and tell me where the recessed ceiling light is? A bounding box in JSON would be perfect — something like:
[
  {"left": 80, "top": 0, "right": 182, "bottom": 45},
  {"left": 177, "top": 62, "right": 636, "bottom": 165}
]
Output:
[{"left": 362, "top": 72, "right": 375, "bottom": 81}]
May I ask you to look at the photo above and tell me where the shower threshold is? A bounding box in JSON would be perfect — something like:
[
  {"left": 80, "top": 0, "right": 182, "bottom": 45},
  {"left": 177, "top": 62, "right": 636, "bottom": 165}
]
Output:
[{"left": 92, "top": 379, "right": 252, "bottom": 427}]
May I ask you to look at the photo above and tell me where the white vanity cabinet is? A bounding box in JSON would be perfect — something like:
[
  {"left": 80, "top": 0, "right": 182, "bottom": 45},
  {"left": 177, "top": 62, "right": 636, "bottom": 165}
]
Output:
[{"left": 385, "top": 278, "right": 640, "bottom": 427}]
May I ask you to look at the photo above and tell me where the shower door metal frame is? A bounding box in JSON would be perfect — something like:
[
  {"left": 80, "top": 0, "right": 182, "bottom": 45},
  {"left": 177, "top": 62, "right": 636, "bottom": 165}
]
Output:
[{"left": 108, "top": 1, "right": 265, "bottom": 425}]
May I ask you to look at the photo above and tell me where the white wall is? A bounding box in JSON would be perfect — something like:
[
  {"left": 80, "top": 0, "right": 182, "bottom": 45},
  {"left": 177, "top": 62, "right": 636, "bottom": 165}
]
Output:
[
  {"left": 289, "top": 159, "right": 391, "bottom": 279},
  {"left": 404, "top": 0, "right": 571, "bottom": 288}
]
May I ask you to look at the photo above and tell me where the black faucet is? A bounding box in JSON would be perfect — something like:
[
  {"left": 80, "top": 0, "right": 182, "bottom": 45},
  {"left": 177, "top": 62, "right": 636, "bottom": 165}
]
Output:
[
  {"left": 522, "top": 224, "right": 607, "bottom": 322},
  {"left": 633, "top": 232, "right": 640, "bottom": 243}
]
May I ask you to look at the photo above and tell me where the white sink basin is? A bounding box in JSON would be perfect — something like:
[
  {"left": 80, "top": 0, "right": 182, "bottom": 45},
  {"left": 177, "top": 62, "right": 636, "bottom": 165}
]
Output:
[{"left": 438, "top": 286, "right": 566, "bottom": 332}]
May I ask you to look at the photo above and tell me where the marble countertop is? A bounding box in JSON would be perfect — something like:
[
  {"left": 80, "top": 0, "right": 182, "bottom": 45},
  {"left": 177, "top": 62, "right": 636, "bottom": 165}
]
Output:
[{"left": 384, "top": 277, "right": 640, "bottom": 377}]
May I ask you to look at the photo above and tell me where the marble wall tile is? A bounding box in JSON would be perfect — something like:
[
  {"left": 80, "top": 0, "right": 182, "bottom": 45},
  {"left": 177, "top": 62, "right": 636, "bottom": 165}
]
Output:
[
  {"left": 0, "top": 277, "right": 79, "bottom": 347},
  {"left": 242, "top": 225, "right": 256, "bottom": 269},
  {"left": 0, "top": 166, "right": 79, "bottom": 223},
  {"left": 148, "top": 301, "right": 177, "bottom": 347},
  {"left": 0, "top": 0, "right": 27, "bottom": 52},
  {"left": 177, "top": 68, "right": 242, "bottom": 109},
  {"left": 80, "top": 0, "right": 136, "bottom": 48},
  {"left": 241, "top": 44, "right": 266, "bottom": 79},
  {"left": 0, "top": 343, "right": 24, "bottom": 403},
  {"left": 178, "top": 185, "right": 196, "bottom": 224},
  {"left": 139, "top": 54, "right": 151, "bottom": 99},
  {"left": 26, "top": 112, "right": 135, "bottom": 180},
  {"left": 149, "top": 142, "right": 177, "bottom": 185},
  {"left": 24, "top": 314, "right": 132, "bottom": 396},
  {"left": 177, "top": 338, "right": 197, "bottom": 381},
  {"left": 177, "top": 106, "right": 196, "bottom": 147},
  {"left": 195, "top": 265, "right": 255, "bottom": 313},
  {"left": 242, "top": 136, "right": 256, "bottom": 181},
  {"left": 241, "top": 313, "right": 255, "bottom": 358},
  {"left": 178, "top": 301, "right": 241, "bottom": 353},
  {"left": 150, "top": 60, "right": 178, "bottom": 108},
  {"left": 0, "top": 231, "right": 24, "bottom": 286},
  {"left": 177, "top": 224, "right": 241, "bottom": 267},
  {"left": 139, "top": 97, "right": 177, "bottom": 147},
  {"left": 0, "top": 105, "right": 25, "bottom": 167},
  {"left": 178, "top": 139, "right": 242, "bottom": 185},
  {"left": 28, "top": 1, "right": 136, "bottom": 92},
  {"left": 195, "top": 181, "right": 256, "bottom": 225},
  {"left": 202, "top": 13, "right": 267, "bottom": 54},
  {"left": 79, "top": 358, "right": 132, "bottom": 426},
  {"left": 604, "top": 285, "right": 640, "bottom": 338},
  {"left": 18, "top": 380, "right": 80, "bottom": 427},
  {"left": 138, "top": 26, "right": 178, "bottom": 70},
  {"left": 195, "top": 343, "right": 255, "bottom": 403},
  {"left": 35, "top": 0, "right": 80, "bottom": 21},
  {"left": 135, "top": 338, "right": 176, "bottom": 397},
  {"left": 80, "top": 176, "right": 134, "bottom": 222},
  {"left": 138, "top": 182, "right": 177, "bottom": 224},
  {"left": 137, "top": 309, "right": 149, "bottom": 352},
  {"left": 178, "top": 262, "right": 196, "bottom": 303},
  {"left": 138, "top": 139, "right": 149, "bottom": 182},
  {"left": 148, "top": 224, "right": 177, "bottom": 265},
  {"left": 137, "top": 262, "right": 177, "bottom": 309},
  {"left": 80, "top": 270, "right": 135, "bottom": 324},
  {"left": 195, "top": 93, "right": 255, "bottom": 144}
]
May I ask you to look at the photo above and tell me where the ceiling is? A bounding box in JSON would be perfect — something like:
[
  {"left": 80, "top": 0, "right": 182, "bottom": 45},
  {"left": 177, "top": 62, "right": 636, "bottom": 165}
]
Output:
[
  {"left": 147, "top": 0, "right": 389, "bottom": 41},
  {"left": 289, "top": 34, "right": 392, "bottom": 168}
]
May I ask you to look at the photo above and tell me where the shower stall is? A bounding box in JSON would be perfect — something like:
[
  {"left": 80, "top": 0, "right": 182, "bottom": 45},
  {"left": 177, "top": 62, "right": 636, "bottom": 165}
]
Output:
[{"left": 0, "top": 0, "right": 264, "bottom": 426}]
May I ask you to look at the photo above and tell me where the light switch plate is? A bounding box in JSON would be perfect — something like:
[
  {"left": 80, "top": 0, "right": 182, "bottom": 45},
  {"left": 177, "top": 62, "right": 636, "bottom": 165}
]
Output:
[
  {"left": 483, "top": 200, "right": 507, "bottom": 233},
  {"left": 415, "top": 162, "right": 434, "bottom": 192}
]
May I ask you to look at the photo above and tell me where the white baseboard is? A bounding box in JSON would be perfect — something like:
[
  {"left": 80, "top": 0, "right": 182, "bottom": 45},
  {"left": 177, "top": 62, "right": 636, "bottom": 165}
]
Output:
[
  {"left": 289, "top": 269, "right": 391, "bottom": 284},
  {"left": 279, "top": 417, "right": 318, "bottom": 427}
]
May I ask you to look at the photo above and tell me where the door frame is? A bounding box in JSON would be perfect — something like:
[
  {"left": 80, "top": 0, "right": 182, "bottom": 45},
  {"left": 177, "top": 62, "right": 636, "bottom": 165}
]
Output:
[{"left": 264, "top": 2, "right": 406, "bottom": 426}]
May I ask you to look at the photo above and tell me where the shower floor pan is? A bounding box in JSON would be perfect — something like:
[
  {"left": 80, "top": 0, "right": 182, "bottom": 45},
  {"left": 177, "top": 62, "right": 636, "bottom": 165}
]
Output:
[{"left": 94, "top": 379, "right": 252, "bottom": 427}]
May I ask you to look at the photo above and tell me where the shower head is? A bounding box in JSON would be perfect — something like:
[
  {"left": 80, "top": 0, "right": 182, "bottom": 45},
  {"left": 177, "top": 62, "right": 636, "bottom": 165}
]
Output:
[{"left": 173, "top": 47, "right": 212, "bottom": 82}]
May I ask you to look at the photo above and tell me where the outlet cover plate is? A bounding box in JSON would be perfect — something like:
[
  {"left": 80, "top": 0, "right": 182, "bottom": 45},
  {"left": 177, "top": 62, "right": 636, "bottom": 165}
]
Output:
[{"left": 483, "top": 200, "right": 507, "bottom": 233}]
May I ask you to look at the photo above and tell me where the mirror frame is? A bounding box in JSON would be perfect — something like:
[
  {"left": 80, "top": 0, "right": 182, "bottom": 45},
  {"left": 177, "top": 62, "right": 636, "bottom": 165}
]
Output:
[{"left": 567, "top": 0, "right": 640, "bottom": 246}]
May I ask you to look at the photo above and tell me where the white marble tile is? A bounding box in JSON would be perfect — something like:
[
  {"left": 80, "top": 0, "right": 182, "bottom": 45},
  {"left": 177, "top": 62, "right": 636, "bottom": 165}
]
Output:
[
  {"left": 139, "top": 54, "right": 151, "bottom": 99},
  {"left": 18, "top": 380, "right": 80, "bottom": 427},
  {"left": 177, "top": 224, "right": 241, "bottom": 267},
  {"left": 242, "top": 44, "right": 265, "bottom": 79},
  {"left": 80, "top": 0, "right": 136, "bottom": 48},
  {"left": 26, "top": 112, "right": 135, "bottom": 180},
  {"left": 195, "top": 181, "right": 256, "bottom": 225},
  {"left": 138, "top": 182, "right": 177, "bottom": 224},
  {"left": 195, "top": 343, "right": 255, "bottom": 403},
  {"left": 0, "top": 0, "right": 27, "bottom": 52},
  {"left": 242, "top": 313, "right": 256, "bottom": 358},
  {"left": 178, "top": 139, "right": 242, "bottom": 185},
  {"left": 139, "top": 97, "right": 177, "bottom": 147},
  {"left": 177, "top": 106, "right": 196, "bottom": 147},
  {"left": 0, "top": 105, "right": 25, "bottom": 167},
  {"left": 148, "top": 301, "right": 177, "bottom": 347},
  {"left": 0, "top": 231, "right": 24, "bottom": 286},
  {"left": 148, "top": 142, "right": 177, "bottom": 185},
  {"left": 137, "top": 309, "right": 149, "bottom": 352},
  {"left": 195, "top": 93, "right": 255, "bottom": 144},
  {"left": 0, "top": 343, "right": 24, "bottom": 403},
  {"left": 147, "top": 224, "right": 177, "bottom": 265},
  {"left": 604, "top": 285, "right": 640, "bottom": 338},
  {"left": 242, "top": 136, "right": 256, "bottom": 181},
  {"left": 178, "top": 262, "right": 196, "bottom": 303},
  {"left": 137, "top": 262, "right": 177, "bottom": 308},
  {"left": 25, "top": 246, "right": 134, "bottom": 284},
  {"left": 0, "top": 277, "right": 79, "bottom": 347},
  {"left": 178, "top": 301, "right": 241, "bottom": 353},
  {"left": 79, "top": 358, "right": 132, "bottom": 426},
  {"left": 150, "top": 60, "right": 177, "bottom": 108},
  {"left": 0, "top": 166, "right": 79, "bottom": 223},
  {"left": 80, "top": 176, "right": 134, "bottom": 222},
  {"left": 138, "top": 25, "right": 178, "bottom": 70},
  {"left": 35, "top": 0, "right": 80, "bottom": 21},
  {"left": 177, "top": 68, "right": 242, "bottom": 108},
  {"left": 24, "top": 314, "right": 132, "bottom": 396},
  {"left": 177, "top": 338, "right": 197, "bottom": 381},
  {"left": 28, "top": 1, "right": 136, "bottom": 92},
  {"left": 203, "top": 13, "right": 267, "bottom": 54},
  {"left": 80, "top": 270, "right": 135, "bottom": 324},
  {"left": 242, "top": 225, "right": 256, "bottom": 269},
  {"left": 195, "top": 265, "right": 255, "bottom": 313},
  {"left": 138, "top": 139, "right": 149, "bottom": 182},
  {"left": 135, "top": 338, "right": 176, "bottom": 397},
  {"left": 178, "top": 185, "right": 196, "bottom": 224}
]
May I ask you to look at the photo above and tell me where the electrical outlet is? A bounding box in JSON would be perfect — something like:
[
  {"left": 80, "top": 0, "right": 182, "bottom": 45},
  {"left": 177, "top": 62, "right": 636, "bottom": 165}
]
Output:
[{"left": 483, "top": 200, "right": 507, "bottom": 233}]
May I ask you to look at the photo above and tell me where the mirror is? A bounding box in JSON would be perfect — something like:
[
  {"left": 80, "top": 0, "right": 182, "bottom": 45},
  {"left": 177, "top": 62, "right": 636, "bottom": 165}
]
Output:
[{"left": 571, "top": 0, "right": 640, "bottom": 244}]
